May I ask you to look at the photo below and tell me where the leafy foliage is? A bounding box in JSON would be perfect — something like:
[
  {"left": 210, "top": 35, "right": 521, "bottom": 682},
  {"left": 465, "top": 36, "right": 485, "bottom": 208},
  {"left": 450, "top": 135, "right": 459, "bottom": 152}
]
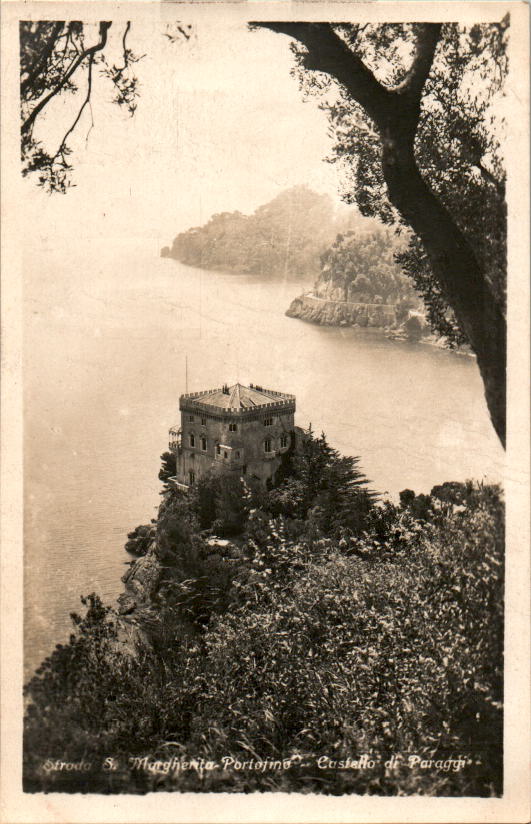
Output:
[
  {"left": 288, "top": 22, "right": 507, "bottom": 346},
  {"left": 395, "top": 237, "right": 469, "bottom": 346},
  {"left": 315, "top": 227, "right": 420, "bottom": 306},
  {"left": 158, "top": 451, "right": 177, "bottom": 489},
  {"left": 167, "top": 186, "right": 352, "bottom": 280},
  {"left": 24, "top": 481, "right": 504, "bottom": 795},
  {"left": 267, "top": 431, "right": 375, "bottom": 536},
  {"left": 182, "top": 485, "right": 503, "bottom": 795},
  {"left": 159, "top": 430, "right": 374, "bottom": 543},
  {"left": 20, "top": 21, "right": 144, "bottom": 193}
]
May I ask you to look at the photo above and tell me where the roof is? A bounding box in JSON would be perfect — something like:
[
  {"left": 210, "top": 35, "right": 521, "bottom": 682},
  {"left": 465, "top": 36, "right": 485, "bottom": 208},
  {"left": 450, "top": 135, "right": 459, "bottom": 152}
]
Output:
[{"left": 181, "top": 383, "right": 295, "bottom": 412}]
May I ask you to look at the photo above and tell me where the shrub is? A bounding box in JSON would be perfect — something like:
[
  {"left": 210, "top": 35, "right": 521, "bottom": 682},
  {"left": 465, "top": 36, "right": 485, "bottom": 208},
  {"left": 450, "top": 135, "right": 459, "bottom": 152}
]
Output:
[
  {"left": 266, "top": 431, "right": 376, "bottom": 536},
  {"left": 24, "top": 484, "right": 503, "bottom": 796},
  {"left": 158, "top": 451, "right": 177, "bottom": 486},
  {"left": 173, "top": 484, "right": 503, "bottom": 794}
]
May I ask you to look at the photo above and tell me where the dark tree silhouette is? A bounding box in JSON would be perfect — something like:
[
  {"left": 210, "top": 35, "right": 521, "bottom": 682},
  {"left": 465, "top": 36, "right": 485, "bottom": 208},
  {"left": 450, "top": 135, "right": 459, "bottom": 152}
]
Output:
[
  {"left": 251, "top": 22, "right": 507, "bottom": 446},
  {"left": 20, "top": 21, "right": 144, "bottom": 192}
]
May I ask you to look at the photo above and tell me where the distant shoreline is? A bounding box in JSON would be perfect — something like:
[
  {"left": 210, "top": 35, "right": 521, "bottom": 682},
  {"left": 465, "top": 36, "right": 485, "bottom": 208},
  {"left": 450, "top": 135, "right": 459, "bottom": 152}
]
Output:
[{"left": 161, "top": 254, "right": 315, "bottom": 285}]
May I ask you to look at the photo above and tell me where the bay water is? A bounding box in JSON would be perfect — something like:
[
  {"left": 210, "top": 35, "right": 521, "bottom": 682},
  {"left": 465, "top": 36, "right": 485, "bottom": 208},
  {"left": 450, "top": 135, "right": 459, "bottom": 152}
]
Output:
[{"left": 24, "top": 247, "right": 503, "bottom": 675}]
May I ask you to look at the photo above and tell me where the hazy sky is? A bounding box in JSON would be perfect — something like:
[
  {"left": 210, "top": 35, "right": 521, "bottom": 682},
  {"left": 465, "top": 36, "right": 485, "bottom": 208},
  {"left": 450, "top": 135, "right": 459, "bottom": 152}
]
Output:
[{"left": 23, "top": 21, "right": 344, "bottom": 251}]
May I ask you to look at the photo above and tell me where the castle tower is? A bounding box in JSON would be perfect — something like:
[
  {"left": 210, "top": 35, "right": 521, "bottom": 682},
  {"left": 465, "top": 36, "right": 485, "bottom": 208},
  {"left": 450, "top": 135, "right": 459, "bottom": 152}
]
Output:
[{"left": 168, "top": 382, "right": 296, "bottom": 489}]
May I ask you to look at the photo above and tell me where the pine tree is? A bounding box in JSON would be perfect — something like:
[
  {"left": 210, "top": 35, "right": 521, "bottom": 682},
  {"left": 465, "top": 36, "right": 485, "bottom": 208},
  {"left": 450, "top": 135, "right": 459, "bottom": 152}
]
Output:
[{"left": 269, "top": 431, "right": 375, "bottom": 535}]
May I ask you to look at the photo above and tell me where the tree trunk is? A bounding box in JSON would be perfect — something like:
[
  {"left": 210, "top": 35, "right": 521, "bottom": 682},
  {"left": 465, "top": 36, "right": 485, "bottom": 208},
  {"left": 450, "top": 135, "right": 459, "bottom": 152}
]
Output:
[
  {"left": 380, "top": 133, "right": 506, "bottom": 445},
  {"left": 252, "top": 22, "right": 506, "bottom": 446}
]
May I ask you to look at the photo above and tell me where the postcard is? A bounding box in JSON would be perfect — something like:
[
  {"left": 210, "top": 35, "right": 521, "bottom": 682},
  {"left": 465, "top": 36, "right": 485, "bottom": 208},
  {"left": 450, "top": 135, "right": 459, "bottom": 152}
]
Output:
[{"left": 1, "top": 1, "right": 529, "bottom": 822}]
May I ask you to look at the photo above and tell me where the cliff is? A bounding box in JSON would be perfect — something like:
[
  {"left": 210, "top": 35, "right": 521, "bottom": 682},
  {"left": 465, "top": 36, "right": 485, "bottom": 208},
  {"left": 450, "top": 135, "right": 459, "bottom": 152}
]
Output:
[
  {"left": 287, "top": 293, "right": 398, "bottom": 328},
  {"left": 118, "top": 544, "right": 161, "bottom": 614},
  {"left": 286, "top": 228, "right": 423, "bottom": 330}
]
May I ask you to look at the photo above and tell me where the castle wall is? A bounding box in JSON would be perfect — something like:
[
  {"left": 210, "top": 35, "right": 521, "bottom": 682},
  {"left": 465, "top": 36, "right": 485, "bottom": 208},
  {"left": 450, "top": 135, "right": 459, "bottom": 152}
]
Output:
[{"left": 175, "top": 406, "right": 295, "bottom": 487}]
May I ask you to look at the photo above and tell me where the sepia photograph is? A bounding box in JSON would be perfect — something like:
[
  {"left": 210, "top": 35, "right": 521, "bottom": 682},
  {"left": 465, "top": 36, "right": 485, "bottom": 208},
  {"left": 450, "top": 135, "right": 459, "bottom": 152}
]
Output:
[{"left": 1, "top": 0, "right": 529, "bottom": 820}]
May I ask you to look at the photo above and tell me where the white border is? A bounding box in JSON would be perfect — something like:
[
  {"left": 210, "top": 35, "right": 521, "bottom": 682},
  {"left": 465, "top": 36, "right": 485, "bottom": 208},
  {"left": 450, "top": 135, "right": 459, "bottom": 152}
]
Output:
[{"left": 1, "top": 2, "right": 529, "bottom": 822}]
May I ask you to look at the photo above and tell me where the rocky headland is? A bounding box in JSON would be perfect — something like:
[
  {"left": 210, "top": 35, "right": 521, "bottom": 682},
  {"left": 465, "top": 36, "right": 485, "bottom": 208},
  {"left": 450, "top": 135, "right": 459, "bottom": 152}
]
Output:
[
  {"left": 286, "top": 292, "right": 398, "bottom": 329},
  {"left": 23, "top": 451, "right": 504, "bottom": 796},
  {"left": 162, "top": 186, "right": 344, "bottom": 281},
  {"left": 286, "top": 230, "right": 472, "bottom": 353},
  {"left": 286, "top": 228, "right": 421, "bottom": 332}
]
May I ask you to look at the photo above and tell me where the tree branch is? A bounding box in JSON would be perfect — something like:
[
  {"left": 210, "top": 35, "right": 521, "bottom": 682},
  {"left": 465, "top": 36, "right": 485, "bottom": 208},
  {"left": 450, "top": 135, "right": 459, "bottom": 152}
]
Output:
[
  {"left": 252, "top": 22, "right": 391, "bottom": 122},
  {"left": 113, "top": 21, "right": 132, "bottom": 77},
  {"left": 476, "top": 161, "right": 505, "bottom": 197},
  {"left": 253, "top": 22, "right": 442, "bottom": 138},
  {"left": 54, "top": 51, "right": 95, "bottom": 162},
  {"left": 21, "top": 21, "right": 65, "bottom": 96},
  {"left": 394, "top": 24, "right": 442, "bottom": 99},
  {"left": 253, "top": 21, "right": 505, "bottom": 443},
  {"left": 21, "top": 21, "right": 111, "bottom": 138}
]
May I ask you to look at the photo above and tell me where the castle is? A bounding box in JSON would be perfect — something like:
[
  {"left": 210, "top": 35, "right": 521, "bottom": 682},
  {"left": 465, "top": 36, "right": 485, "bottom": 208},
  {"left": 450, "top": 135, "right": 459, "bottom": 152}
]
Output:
[
  {"left": 168, "top": 383, "right": 298, "bottom": 489},
  {"left": 169, "top": 383, "right": 296, "bottom": 489}
]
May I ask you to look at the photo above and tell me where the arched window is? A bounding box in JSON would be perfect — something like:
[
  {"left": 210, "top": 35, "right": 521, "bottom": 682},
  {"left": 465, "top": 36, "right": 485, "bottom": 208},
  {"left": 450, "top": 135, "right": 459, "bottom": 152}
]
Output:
[
  {"left": 264, "top": 438, "right": 272, "bottom": 453},
  {"left": 201, "top": 436, "right": 207, "bottom": 451},
  {"left": 280, "top": 434, "right": 288, "bottom": 449},
  {"left": 189, "top": 433, "right": 195, "bottom": 448}
]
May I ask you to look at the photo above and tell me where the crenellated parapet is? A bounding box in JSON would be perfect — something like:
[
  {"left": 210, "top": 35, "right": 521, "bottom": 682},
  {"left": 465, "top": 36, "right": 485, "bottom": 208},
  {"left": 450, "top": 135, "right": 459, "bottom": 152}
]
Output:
[
  {"left": 179, "top": 397, "right": 296, "bottom": 419},
  {"left": 179, "top": 385, "right": 296, "bottom": 419}
]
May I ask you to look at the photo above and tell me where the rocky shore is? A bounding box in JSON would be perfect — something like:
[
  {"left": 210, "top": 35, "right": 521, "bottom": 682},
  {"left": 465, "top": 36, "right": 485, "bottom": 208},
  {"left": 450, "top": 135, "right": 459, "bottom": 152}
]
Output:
[
  {"left": 286, "top": 292, "right": 397, "bottom": 329},
  {"left": 286, "top": 292, "right": 473, "bottom": 355}
]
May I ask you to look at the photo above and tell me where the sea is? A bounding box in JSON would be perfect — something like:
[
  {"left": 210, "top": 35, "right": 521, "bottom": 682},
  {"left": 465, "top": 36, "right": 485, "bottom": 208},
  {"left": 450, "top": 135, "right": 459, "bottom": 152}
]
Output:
[{"left": 24, "top": 245, "right": 504, "bottom": 676}]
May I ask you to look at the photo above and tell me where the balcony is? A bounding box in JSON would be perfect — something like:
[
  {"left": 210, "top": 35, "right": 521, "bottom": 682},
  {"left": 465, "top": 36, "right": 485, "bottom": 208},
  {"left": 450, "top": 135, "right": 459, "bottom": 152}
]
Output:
[{"left": 169, "top": 426, "right": 182, "bottom": 452}]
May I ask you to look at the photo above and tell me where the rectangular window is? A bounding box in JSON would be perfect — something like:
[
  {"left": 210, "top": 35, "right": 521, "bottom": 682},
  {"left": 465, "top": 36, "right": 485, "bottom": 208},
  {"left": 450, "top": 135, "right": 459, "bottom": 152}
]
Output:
[
  {"left": 189, "top": 470, "right": 195, "bottom": 484},
  {"left": 264, "top": 438, "right": 272, "bottom": 453},
  {"left": 201, "top": 436, "right": 207, "bottom": 451},
  {"left": 189, "top": 434, "right": 195, "bottom": 447},
  {"left": 188, "top": 414, "right": 194, "bottom": 422},
  {"left": 263, "top": 417, "right": 273, "bottom": 427},
  {"left": 201, "top": 417, "right": 206, "bottom": 426},
  {"left": 229, "top": 422, "right": 237, "bottom": 432},
  {"left": 242, "top": 464, "right": 247, "bottom": 475},
  {"left": 280, "top": 434, "right": 288, "bottom": 449}
]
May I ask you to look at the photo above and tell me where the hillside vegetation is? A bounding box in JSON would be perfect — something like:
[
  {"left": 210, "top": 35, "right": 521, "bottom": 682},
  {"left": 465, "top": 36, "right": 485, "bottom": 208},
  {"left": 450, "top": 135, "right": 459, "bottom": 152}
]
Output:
[
  {"left": 163, "top": 186, "right": 367, "bottom": 280},
  {"left": 24, "top": 435, "right": 503, "bottom": 796},
  {"left": 286, "top": 227, "right": 425, "bottom": 330},
  {"left": 314, "top": 229, "right": 419, "bottom": 307}
]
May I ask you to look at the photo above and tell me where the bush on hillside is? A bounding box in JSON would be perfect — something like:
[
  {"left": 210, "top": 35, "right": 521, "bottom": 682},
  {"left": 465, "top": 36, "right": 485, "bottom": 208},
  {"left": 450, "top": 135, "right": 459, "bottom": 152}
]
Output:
[{"left": 24, "top": 482, "right": 503, "bottom": 796}]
